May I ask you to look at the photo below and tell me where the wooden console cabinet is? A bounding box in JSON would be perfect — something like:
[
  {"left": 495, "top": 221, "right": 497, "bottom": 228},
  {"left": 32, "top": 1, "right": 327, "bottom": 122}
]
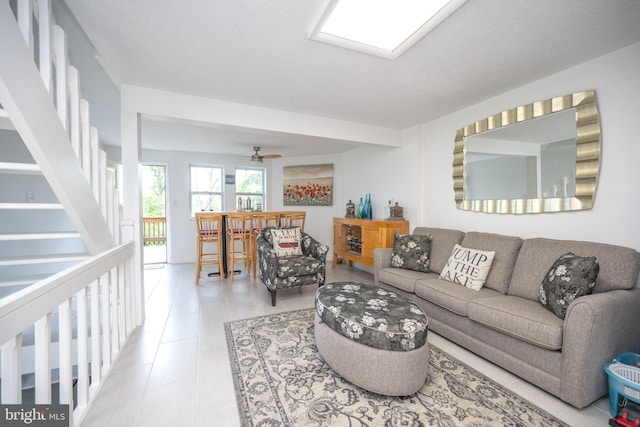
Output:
[{"left": 332, "top": 217, "right": 409, "bottom": 267}]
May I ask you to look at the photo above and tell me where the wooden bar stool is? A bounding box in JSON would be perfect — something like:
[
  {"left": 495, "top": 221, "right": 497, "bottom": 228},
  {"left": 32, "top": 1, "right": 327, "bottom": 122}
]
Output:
[
  {"left": 251, "top": 212, "right": 281, "bottom": 277},
  {"left": 225, "top": 212, "right": 253, "bottom": 280},
  {"left": 195, "top": 212, "right": 224, "bottom": 284},
  {"left": 281, "top": 210, "right": 306, "bottom": 232}
]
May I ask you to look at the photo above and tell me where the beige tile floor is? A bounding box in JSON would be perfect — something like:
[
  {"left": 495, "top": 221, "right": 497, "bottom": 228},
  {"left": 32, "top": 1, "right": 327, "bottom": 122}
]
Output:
[{"left": 80, "top": 262, "right": 612, "bottom": 426}]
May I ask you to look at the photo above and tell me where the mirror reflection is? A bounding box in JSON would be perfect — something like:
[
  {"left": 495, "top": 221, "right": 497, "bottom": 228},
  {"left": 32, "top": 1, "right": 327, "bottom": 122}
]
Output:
[
  {"left": 453, "top": 90, "right": 601, "bottom": 214},
  {"left": 465, "top": 109, "right": 576, "bottom": 200}
]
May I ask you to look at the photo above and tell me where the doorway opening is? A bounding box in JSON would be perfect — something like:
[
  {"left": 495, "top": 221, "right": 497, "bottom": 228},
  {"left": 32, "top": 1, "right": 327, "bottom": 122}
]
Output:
[{"left": 142, "top": 164, "right": 167, "bottom": 264}]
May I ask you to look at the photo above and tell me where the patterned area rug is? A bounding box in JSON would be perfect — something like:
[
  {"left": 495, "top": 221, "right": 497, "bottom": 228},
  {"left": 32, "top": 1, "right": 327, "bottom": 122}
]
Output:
[{"left": 224, "top": 308, "right": 568, "bottom": 427}]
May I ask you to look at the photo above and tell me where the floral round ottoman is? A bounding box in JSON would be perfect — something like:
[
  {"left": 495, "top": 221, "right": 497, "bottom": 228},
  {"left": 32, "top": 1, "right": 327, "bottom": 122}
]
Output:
[{"left": 314, "top": 281, "right": 429, "bottom": 396}]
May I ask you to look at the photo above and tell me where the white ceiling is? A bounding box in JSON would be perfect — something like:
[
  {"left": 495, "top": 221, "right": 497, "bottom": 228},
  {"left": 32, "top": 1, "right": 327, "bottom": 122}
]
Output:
[{"left": 62, "top": 0, "right": 640, "bottom": 158}]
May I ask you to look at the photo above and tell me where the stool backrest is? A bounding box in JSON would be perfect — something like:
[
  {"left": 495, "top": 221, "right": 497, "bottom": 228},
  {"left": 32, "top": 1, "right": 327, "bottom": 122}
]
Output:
[
  {"left": 195, "top": 212, "right": 223, "bottom": 242},
  {"left": 253, "top": 212, "right": 281, "bottom": 232},
  {"left": 281, "top": 211, "right": 306, "bottom": 232},
  {"left": 226, "top": 212, "right": 252, "bottom": 236}
]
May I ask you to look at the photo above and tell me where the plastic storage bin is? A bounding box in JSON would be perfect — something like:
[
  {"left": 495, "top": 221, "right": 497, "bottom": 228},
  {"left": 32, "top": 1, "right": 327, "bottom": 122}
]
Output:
[{"left": 604, "top": 352, "right": 640, "bottom": 416}]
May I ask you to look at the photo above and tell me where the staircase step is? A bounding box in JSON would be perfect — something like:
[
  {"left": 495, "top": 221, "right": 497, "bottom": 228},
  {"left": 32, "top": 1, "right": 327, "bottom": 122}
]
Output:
[
  {"left": 0, "top": 254, "right": 90, "bottom": 267},
  {"left": 0, "top": 107, "right": 13, "bottom": 131},
  {"left": 0, "top": 162, "right": 41, "bottom": 174},
  {"left": 0, "top": 202, "right": 64, "bottom": 210},
  {"left": 0, "top": 275, "right": 49, "bottom": 287},
  {"left": 0, "top": 232, "right": 81, "bottom": 241},
  {"left": 20, "top": 366, "right": 80, "bottom": 391}
]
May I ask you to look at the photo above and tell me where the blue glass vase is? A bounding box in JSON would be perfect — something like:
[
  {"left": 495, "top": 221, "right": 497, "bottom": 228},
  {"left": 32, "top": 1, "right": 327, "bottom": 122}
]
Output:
[
  {"left": 364, "top": 194, "right": 372, "bottom": 219},
  {"left": 357, "top": 198, "right": 364, "bottom": 219}
]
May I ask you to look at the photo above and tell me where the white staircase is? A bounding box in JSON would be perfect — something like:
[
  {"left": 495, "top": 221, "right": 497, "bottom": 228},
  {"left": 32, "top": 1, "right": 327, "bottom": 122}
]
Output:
[
  {"left": 0, "top": 1, "right": 141, "bottom": 425},
  {"left": 0, "top": 137, "right": 90, "bottom": 298}
]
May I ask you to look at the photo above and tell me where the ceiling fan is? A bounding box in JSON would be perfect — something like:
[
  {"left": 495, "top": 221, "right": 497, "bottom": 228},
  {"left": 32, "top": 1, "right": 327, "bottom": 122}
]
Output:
[{"left": 250, "top": 146, "right": 282, "bottom": 163}]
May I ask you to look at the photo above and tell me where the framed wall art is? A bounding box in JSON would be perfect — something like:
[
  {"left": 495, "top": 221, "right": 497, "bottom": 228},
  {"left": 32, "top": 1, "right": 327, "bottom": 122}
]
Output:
[{"left": 283, "top": 164, "right": 333, "bottom": 206}]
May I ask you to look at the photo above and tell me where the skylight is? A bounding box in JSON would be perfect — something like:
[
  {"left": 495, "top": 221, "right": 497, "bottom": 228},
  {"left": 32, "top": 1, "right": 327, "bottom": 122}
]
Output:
[{"left": 310, "top": 0, "right": 468, "bottom": 60}]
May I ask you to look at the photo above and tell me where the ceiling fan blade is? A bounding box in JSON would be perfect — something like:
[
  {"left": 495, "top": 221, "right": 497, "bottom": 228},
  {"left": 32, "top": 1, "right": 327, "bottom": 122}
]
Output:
[{"left": 262, "top": 154, "right": 282, "bottom": 159}]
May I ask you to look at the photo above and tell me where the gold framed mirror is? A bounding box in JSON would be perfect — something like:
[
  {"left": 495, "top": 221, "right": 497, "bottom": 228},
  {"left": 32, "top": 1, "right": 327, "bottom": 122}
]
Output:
[{"left": 453, "top": 90, "right": 601, "bottom": 214}]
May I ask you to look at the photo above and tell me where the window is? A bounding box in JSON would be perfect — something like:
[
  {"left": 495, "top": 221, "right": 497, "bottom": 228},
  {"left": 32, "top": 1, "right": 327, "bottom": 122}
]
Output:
[
  {"left": 236, "top": 167, "right": 265, "bottom": 210},
  {"left": 309, "top": 0, "right": 467, "bottom": 59},
  {"left": 190, "top": 164, "right": 223, "bottom": 216}
]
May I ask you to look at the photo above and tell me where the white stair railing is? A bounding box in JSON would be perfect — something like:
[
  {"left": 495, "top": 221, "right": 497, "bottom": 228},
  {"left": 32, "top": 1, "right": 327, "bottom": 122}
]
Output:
[
  {"left": 0, "top": 242, "right": 135, "bottom": 424},
  {"left": 0, "top": 1, "right": 141, "bottom": 425}
]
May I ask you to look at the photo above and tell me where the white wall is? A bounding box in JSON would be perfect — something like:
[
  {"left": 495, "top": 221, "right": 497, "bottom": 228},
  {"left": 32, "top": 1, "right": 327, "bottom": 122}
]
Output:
[
  {"left": 269, "top": 153, "right": 343, "bottom": 249},
  {"left": 111, "top": 42, "right": 640, "bottom": 269},
  {"left": 417, "top": 41, "right": 640, "bottom": 250},
  {"left": 275, "top": 42, "right": 640, "bottom": 264},
  {"left": 266, "top": 129, "right": 421, "bottom": 271}
]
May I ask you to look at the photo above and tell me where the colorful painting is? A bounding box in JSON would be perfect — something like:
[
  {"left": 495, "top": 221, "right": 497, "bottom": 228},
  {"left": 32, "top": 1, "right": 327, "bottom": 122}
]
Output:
[{"left": 283, "top": 164, "right": 333, "bottom": 206}]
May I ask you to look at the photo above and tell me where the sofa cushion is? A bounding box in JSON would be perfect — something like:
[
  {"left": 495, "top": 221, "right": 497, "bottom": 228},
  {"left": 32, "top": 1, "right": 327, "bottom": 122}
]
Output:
[
  {"left": 509, "top": 238, "right": 640, "bottom": 301},
  {"left": 390, "top": 233, "right": 431, "bottom": 272},
  {"left": 415, "top": 277, "right": 503, "bottom": 317},
  {"left": 467, "top": 296, "right": 565, "bottom": 350},
  {"left": 538, "top": 252, "right": 599, "bottom": 319},
  {"left": 460, "top": 232, "right": 523, "bottom": 294},
  {"left": 411, "top": 227, "right": 465, "bottom": 274},
  {"left": 439, "top": 244, "right": 495, "bottom": 290},
  {"left": 377, "top": 267, "right": 430, "bottom": 293},
  {"left": 270, "top": 227, "right": 303, "bottom": 256}
]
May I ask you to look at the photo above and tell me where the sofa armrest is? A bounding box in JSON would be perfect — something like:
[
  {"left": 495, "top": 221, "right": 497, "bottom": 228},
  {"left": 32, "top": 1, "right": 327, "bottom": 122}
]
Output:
[
  {"left": 560, "top": 287, "right": 640, "bottom": 408},
  {"left": 374, "top": 248, "right": 393, "bottom": 286}
]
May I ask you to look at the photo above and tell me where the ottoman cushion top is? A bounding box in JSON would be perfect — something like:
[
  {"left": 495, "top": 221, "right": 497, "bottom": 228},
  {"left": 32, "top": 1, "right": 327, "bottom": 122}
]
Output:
[{"left": 315, "top": 282, "right": 428, "bottom": 351}]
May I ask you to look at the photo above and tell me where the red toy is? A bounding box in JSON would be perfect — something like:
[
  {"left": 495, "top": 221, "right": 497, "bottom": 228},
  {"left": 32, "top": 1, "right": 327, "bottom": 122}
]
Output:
[{"left": 610, "top": 400, "right": 640, "bottom": 427}]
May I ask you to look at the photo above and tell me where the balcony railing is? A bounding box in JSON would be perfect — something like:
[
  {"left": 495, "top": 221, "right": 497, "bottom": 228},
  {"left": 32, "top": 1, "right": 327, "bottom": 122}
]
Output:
[{"left": 143, "top": 217, "right": 166, "bottom": 246}]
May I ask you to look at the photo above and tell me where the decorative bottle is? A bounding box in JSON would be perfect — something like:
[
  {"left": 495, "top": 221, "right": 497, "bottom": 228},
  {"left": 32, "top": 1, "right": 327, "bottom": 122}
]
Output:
[
  {"left": 363, "top": 194, "right": 368, "bottom": 219},
  {"left": 357, "top": 198, "right": 364, "bottom": 219},
  {"left": 346, "top": 200, "right": 355, "bottom": 218}
]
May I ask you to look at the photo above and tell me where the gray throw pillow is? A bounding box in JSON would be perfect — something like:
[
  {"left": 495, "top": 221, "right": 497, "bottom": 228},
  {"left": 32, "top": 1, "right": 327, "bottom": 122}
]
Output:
[
  {"left": 390, "top": 234, "right": 431, "bottom": 273},
  {"left": 538, "top": 252, "right": 599, "bottom": 319}
]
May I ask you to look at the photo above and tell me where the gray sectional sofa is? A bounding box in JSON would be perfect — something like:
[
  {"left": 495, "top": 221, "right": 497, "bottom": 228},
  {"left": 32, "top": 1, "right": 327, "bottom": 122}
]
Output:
[{"left": 373, "top": 227, "right": 640, "bottom": 409}]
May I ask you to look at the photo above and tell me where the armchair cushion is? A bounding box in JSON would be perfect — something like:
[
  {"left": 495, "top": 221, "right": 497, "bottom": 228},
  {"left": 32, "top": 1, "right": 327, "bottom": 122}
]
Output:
[
  {"left": 276, "top": 255, "right": 325, "bottom": 278},
  {"left": 270, "top": 227, "right": 303, "bottom": 256}
]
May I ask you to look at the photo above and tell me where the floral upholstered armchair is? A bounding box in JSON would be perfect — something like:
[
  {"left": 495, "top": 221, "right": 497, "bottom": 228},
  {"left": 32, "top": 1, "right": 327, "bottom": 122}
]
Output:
[{"left": 256, "top": 227, "right": 329, "bottom": 306}]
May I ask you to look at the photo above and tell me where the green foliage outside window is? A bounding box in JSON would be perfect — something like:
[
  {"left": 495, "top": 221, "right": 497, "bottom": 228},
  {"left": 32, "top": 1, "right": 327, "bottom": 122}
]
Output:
[
  {"left": 236, "top": 168, "right": 264, "bottom": 209},
  {"left": 191, "top": 165, "right": 223, "bottom": 215},
  {"left": 143, "top": 165, "right": 166, "bottom": 217}
]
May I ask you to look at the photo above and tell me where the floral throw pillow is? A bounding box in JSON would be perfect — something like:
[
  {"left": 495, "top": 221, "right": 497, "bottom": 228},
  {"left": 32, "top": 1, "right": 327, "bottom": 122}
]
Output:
[
  {"left": 270, "top": 227, "right": 303, "bottom": 257},
  {"left": 538, "top": 252, "right": 599, "bottom": 319},
  {"left": 390, "top": 234, "right": 432, "bottom": 273},
  {"left": 439, "top": 244, "right": 495, "bottom": 291}
]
